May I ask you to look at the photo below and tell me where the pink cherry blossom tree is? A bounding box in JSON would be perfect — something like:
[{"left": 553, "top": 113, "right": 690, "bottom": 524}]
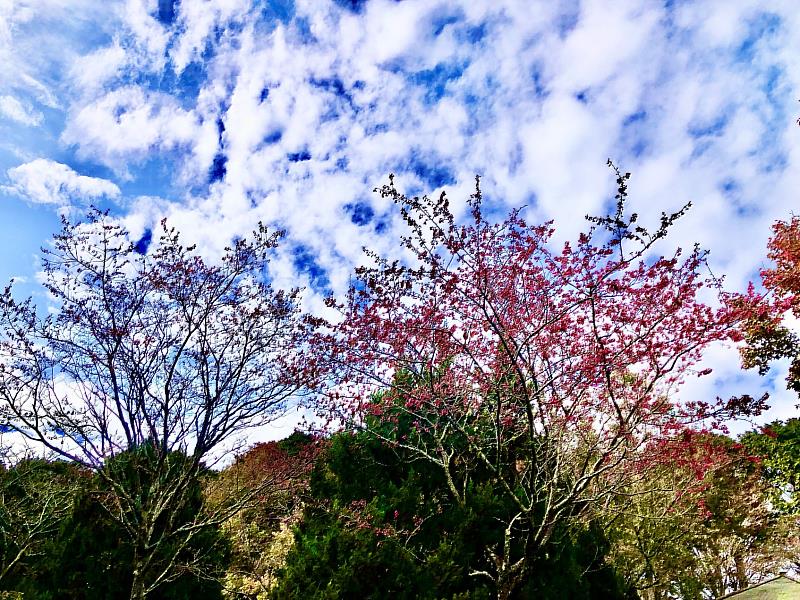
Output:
[{"left": 318, "top": 166, "right": 764, "bottom": 598}]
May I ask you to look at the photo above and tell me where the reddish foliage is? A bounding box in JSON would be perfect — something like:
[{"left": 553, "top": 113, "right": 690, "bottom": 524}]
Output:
[
  {"left": 320, "top": 173, "right": 753, "bottom": 459},
  {"left": 739, "top": 216, "right": 800, "bottom": 394},
  {"left": 312, "top": 171, "right": 761, "bottom": 582},
  {"left": 763, "top": 216, "right": 800, "bottom": 314},
  {"left": 230, "top": 435, "right": 322, "bottom": 500}
]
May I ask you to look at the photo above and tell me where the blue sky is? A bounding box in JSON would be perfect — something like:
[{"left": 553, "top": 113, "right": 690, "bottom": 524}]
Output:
[{"left": 1, "top": 0, "right": 798, "bottom": 431}]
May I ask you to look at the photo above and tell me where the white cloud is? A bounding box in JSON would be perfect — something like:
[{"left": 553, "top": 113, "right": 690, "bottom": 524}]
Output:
[
  {"left": 58, "top": 0, "right": 791, "bottom": 287},
  {"left": 4, "top": 158, "right": 120, "bottom": 206},
  {"left": 169, "top": 0, "right": 252, "bottom": 73},
  {"left": 0, "top": 0, "right": 118, "bottom": 105},
  {"left": 62, "top": 86, "right": 202, "bottom": 177},
  {"left": 121, "top": 0, "right": 169, "bottom": 62},
  {"left": 2, "top": 0, "right": 799, "bottom": 426},
  {"left": 0, "top": 94, "right": 42, "bottom": 126},
  {"left": 69, "top": 43, "right": 129, "bottom": 96}
]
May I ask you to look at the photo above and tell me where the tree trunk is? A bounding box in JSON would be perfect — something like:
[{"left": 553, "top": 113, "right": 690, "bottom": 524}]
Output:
[
  {"left": 130, "top": 571, "right": 146, "bottom": 600},
  {"left": 734, "top": 551, "right": 749, "bottom": 591},
  {"left": 130, "top": 549, "right": 147, "bottom": 600},
  {"left": 495, "top": 557, "right": 524, "bottom": 600},
  {"left": 496, "top": 571, "right": 524, "bottom": 600},
  {"left": 497, "top": 579, "right": 513, "bottom": 600}
]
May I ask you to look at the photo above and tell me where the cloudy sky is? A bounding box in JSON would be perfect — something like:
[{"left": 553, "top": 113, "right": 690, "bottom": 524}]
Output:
[{"left": 1, "top": 0, "right": 798, "bottom": 432}]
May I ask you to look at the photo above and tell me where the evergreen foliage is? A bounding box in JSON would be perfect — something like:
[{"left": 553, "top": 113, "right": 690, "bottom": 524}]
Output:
[
  {"left": 0, "top": 446, "right": 229, "bottom": 599},
  {"left": 274, "top": 427, "right": 626, "bottom": 599}
]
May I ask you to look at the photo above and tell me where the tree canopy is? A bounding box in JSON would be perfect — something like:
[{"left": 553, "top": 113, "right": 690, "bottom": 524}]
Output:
[
  {"left": 313, "top": 171, "right": 765, "bottom": 597},
  {"left": 0, "top": 211, "right": 313, "bottom": 598},
  {"left": 0, "top": 172, "right": 796, "bottom": 598}
]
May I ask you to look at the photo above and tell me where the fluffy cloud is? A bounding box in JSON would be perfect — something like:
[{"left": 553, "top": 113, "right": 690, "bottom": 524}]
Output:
[
  {"left": 62, "top": 86, "right": 204, "bottom": 178},
  {"left": 0, "top": 0, "right": 118, "bottom": 105},
  {"left": 2, "top": 0, "right": 800, "bottom": 426},
  {"left": 4, "top": 158, "right": 120, "bottom": 206},
  {"left": 0, "top": 94, "right": 43, "bottom": 126}
]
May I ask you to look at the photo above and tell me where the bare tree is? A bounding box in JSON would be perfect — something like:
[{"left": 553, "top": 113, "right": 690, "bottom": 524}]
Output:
[{"left": 0, "top": 210, "right": 312, "bottom": 598}]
